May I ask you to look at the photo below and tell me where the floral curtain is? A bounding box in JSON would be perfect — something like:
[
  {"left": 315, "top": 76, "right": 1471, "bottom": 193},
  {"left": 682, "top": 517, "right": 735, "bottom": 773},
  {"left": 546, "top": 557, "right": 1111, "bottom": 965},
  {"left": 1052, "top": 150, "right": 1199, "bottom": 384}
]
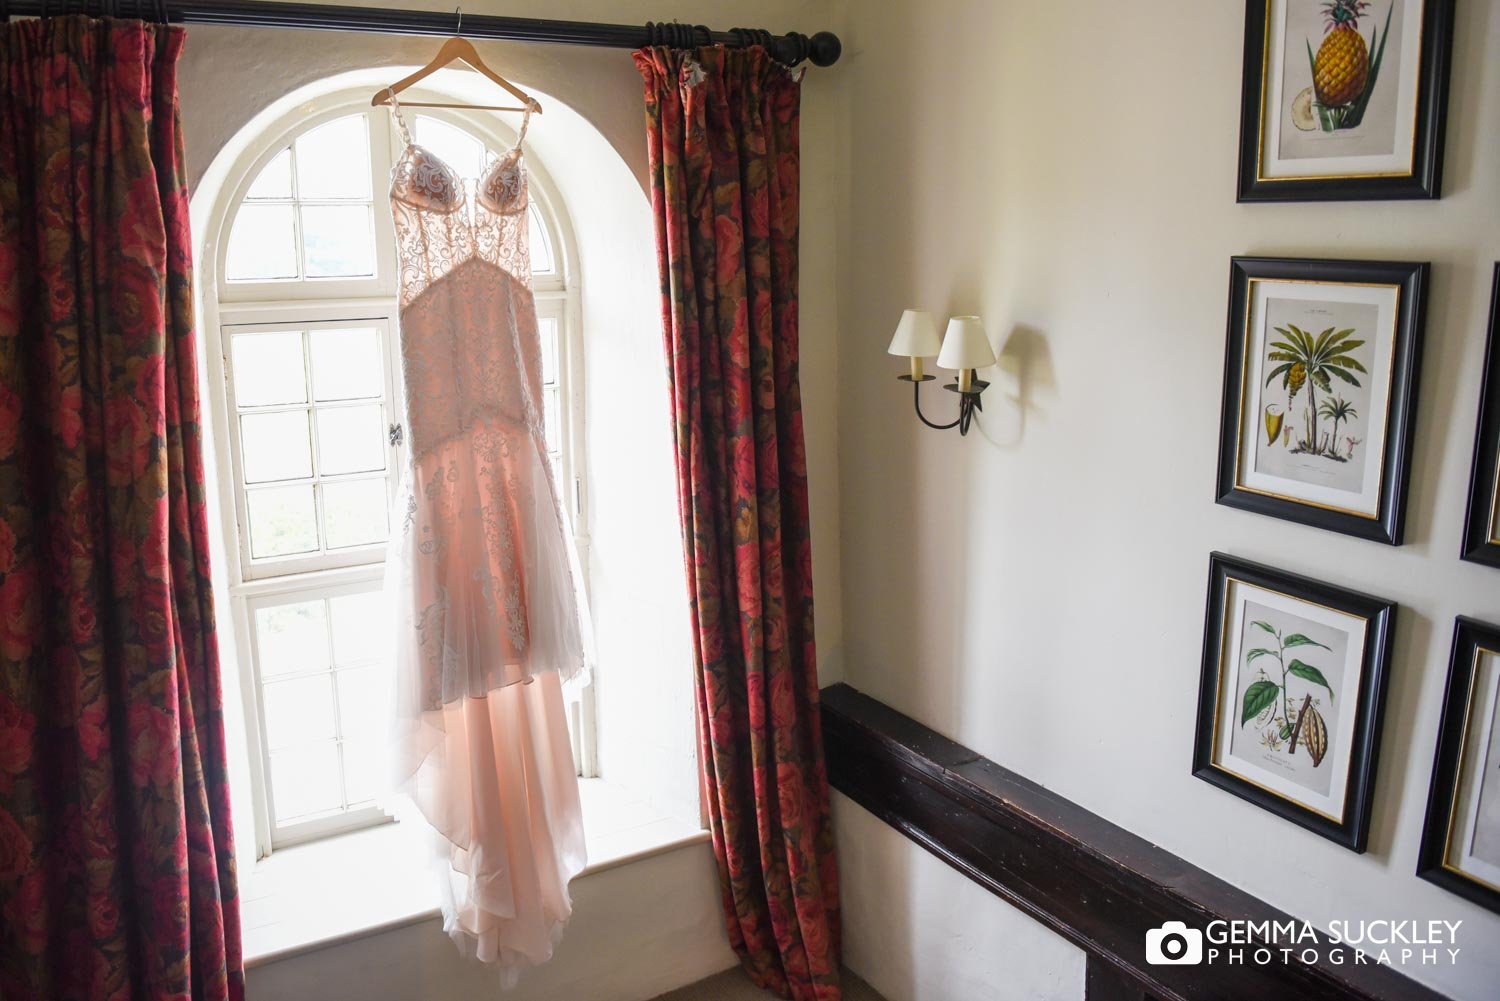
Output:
[
  {"left": 635, "top": 45, "right": 841, "bottom": 1001},
  {"left": 0, "top": 15, "right": 244, "bottom": 1000}
]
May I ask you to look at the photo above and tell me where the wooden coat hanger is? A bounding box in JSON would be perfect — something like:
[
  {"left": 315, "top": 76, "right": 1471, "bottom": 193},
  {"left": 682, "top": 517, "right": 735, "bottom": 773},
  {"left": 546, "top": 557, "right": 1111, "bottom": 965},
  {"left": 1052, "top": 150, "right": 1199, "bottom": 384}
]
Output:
[{"left": 371, "top": 6, "right": 543, "bottom": 115}]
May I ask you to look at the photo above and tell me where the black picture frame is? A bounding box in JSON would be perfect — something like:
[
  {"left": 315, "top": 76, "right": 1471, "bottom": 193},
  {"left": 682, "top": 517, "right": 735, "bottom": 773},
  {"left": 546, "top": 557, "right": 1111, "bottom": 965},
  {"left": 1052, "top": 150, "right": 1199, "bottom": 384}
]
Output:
[
  {"left": 1417, "top": 617, "right": 1500, "bottom": 916},
  {"left": 1216, "top": 256, "right": 1428, "bottom": 545},
  {"left": 1461, "top": 265, "right": 1500, "bottom": 568},
  {"left": 1194, "top": 553, "right": 1394, "bottom": 852},
  {"left": 1236, "top": 0, "right": 1454, "bottom": 202}
]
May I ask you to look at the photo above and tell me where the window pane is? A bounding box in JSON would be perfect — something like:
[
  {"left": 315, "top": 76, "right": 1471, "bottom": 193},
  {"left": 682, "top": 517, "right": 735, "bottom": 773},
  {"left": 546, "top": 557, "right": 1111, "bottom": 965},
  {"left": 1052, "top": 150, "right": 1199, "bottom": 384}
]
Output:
[
  {"left": 413, "top": 116, "right": 485, "bottom": 180},
  {"left": 262, "top": 674, "right": 337, "bottom": 748},
  {"left": 309, "top": 327, "right": 383, "bottom": 401},
  {"left": 294, "top": 115, "right": 371, "bottom": 200},
  {"left": 225, "top": 203, "right": 298, "bottom": 281},
  {"left": 341, "top": 739, "right": 381, "bottom": 806},
  {"left": 330, "top": 591, "right": 384, "bottom": 666},
  {"left": 315, "top": 405, "right": 384, "bottom": 476},
  {"left": 254, "top": 600, "right": 330, "bottom": 680},
  {"left": 528, "top": 206, "right": 554, "bottom": 273},
  {"left": 301, "top": 205, "right": 375, "bottom": 278},
  {"left": 335, "top": 667, "right": 384, "bottom": 738},
  {"left": 538, "top": 317, "right": 558, "bottom": 386},
  {"left": 240, "top": 410, "right": 313, "bottom": 483},
  {"left": 246, "top": 148, "right": 293, "bottom": 200},
  {"left": 321, "top": 479, "right": 387, "bottom": 549},
  {"left": 270, "top": 744, "right": 342, "bottom": 820},
  {"left": 247, "top": 484, "right": 319, "bottom": 558},
  {"left": 231, "top": 330, "right": 306, "bottom": 407}
]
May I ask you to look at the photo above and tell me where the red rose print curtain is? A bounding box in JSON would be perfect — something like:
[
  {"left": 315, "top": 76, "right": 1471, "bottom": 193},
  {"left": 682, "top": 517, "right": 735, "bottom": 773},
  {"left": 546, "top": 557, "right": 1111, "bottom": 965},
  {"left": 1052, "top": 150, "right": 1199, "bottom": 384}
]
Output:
[
  {"left": 635, "top": 45, "right": 840, "bottom": 1001},
  {"left": 0, "top": 15, "right": 244, "bottom": 1000}
]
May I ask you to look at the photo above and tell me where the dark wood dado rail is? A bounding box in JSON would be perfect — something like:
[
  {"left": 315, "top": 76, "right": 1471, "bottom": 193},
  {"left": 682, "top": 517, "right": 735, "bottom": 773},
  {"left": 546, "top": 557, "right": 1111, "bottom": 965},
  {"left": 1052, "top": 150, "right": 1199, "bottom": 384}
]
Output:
[{"left": 820, "top": 683, "right": 1451, "bottom": 1001}]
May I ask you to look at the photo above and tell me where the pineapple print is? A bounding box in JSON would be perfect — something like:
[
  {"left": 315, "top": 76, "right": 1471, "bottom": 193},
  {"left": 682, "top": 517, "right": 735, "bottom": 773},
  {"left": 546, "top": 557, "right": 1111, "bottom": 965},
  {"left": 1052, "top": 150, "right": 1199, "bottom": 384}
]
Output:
[{"left": 1313, "top": 0, "right": 1372, "bottom": 107}]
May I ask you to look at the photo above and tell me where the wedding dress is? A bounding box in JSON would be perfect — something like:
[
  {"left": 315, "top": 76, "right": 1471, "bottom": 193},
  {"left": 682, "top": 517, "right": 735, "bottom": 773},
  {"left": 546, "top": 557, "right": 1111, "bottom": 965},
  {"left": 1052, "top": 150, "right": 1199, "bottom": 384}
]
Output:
[{"left": 383, "top": 91, "right": 586, "bottom": 980}]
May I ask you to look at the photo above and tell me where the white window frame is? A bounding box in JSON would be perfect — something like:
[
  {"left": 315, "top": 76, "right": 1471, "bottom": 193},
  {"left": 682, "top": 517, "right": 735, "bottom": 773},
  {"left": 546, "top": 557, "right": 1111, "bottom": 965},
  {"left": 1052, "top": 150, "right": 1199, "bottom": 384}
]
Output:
[{"left": 200, "top": 90, "right": 593, "bottom": 859}]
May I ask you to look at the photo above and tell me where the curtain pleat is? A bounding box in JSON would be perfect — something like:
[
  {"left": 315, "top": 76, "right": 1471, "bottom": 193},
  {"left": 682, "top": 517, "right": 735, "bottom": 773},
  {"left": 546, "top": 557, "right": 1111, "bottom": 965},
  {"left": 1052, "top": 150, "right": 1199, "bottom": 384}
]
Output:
[
  {"left": 635, "top": 44, "right": 841, "bottom": 1001},
  {"left": 0, "top": 16, "right": 244, "bottom": 1000}
]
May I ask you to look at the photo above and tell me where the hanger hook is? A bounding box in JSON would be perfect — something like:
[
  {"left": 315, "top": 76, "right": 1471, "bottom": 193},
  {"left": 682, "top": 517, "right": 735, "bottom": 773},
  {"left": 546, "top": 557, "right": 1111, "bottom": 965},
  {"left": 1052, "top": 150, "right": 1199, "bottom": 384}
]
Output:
[{"left": 455, "top": 4, "right": 462, "bottom": 36}]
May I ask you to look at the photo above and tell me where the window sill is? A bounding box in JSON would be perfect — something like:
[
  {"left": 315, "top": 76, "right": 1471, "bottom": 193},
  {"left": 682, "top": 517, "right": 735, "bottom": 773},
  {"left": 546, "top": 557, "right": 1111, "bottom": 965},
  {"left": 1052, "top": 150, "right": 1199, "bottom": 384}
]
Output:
[{"left": 239, "top": 778, "right": 707, "bottom": 968}]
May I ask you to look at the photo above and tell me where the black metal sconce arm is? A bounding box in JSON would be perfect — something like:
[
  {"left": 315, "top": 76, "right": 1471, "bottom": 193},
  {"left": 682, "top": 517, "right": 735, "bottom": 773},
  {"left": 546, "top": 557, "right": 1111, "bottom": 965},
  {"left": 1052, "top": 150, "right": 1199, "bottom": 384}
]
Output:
[{"left": 900, "top": 375, "right": 988, "bottom": 436}]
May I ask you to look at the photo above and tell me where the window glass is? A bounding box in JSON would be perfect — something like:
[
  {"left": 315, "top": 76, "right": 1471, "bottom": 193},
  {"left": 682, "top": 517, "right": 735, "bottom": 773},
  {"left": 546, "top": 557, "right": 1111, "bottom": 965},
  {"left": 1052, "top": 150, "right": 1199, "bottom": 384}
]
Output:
[
  {"left": 255, "top": 601, "right": 330, "bottom": 679},
  {"left": 247, "top": 484, "right": 319, "bottom": 558},
  {"left": 321, "top": 479, "right": 388, "bottom": 549},
  {"left": 309, "top": 327, "right": 383, "bottom": 401},
  {"left": 245, "top": 148, "right": 293, "bottom": 200},
  {"left": 254, "top": 587, "right": 390, "bottom": 821},
  {"left": 225, "top": 204, "right": 298, "bottom": 281},
  {"left": 413, "top": 116, "right": 486, "bottom": 180},
  {"left": 528, "top": 206, "right": 555, "bottom": 273},
  {"left": 301, "top": 205, "right": 375, "bottom": 278},
  {"left": 294, "top": 115, "right": 371, "bottom": 200},
  {"left": 225, "top": 114, "right": 376, "bottom": 284},
  {"left": 231, "top": 330, "right": 305, "bottom": 407},
  {"left": 316, "top": 406, "right": 385, "bottom": 476}
]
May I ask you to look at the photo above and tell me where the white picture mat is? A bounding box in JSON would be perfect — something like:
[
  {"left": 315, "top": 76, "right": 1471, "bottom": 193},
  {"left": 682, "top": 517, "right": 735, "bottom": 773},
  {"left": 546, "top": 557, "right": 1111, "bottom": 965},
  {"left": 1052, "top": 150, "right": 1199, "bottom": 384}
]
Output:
[
  {"left": 1214, "top": 578, "right": 1367, "bottom": 821},
  {"left": 1448, "top": 648, "right": 1500, "bottom": 892},
  {"left": 1237, "top": 278, "right": 1399, "bottom": 517},
  {"left": 1260, "top": 0, "right": 1422, "bottom": 180}
]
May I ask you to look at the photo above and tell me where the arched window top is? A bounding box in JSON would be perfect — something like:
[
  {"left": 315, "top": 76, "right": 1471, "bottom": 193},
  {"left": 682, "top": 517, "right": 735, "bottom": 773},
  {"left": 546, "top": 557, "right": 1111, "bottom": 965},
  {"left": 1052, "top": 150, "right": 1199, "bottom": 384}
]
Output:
[{"left": 217, "top": 98, "right": 569, "bottom": 299}]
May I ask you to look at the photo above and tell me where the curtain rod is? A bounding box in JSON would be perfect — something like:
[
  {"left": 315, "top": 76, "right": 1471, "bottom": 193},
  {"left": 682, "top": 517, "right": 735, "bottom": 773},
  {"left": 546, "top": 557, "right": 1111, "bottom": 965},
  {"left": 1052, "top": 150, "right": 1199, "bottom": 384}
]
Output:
[{"left": 3, "top": 0, "right": 843, "bottom": 66}]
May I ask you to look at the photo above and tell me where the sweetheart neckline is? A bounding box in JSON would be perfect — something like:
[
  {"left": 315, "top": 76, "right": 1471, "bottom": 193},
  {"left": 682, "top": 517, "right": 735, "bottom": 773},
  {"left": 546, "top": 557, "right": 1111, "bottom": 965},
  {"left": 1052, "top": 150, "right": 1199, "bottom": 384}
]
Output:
[
  {"left": 391, "top": 140, "right": 527, "bottom": 220},
  {"left": 395, "top": 140, "right": 524, "bottom": 187}
]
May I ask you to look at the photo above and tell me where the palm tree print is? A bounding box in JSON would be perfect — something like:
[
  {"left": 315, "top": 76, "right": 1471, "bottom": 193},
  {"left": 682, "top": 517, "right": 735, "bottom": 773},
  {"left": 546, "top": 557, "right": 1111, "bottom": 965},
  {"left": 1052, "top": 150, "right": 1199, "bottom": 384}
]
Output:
[
  {"left": 1318, "top": 396, "right": 1359, "bottom": 458},
  {"left": 1265, "top": 324, "right": 1365, "bottom": 459}
]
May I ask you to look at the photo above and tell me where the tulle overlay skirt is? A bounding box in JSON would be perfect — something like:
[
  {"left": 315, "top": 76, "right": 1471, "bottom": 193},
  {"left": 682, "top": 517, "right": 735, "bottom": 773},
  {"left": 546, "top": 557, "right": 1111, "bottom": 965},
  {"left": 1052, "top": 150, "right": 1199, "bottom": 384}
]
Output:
[{"left": 388, "top": 413, "right": 588, "bottom": 977}]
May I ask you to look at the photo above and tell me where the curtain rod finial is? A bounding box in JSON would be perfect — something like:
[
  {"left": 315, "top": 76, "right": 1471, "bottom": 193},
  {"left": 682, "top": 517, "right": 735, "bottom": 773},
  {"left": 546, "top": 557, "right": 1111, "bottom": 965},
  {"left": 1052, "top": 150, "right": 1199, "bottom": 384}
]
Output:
[{"left": 808, "top": 31, "right": 841, "bottom": 67}]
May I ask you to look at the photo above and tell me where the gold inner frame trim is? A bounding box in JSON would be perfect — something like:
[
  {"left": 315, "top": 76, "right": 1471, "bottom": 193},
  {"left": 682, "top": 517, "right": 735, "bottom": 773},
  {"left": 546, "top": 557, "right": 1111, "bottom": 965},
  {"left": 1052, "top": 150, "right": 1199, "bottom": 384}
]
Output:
[
  {"left": 1208, "top": 576, "right": 1356, "bottom": 825},
  {"left": 1440, "top": 645, "right": 1500, "bottom": 895},
  {"left": 1254, "top": 0, "right": 1426, "bottom": 183},
  {"left": 1232, "top": 276, "right": 1402, "bottom": 520},
  {"left": 1488, "top": 444, "right": 1500, "bottom": 544}
]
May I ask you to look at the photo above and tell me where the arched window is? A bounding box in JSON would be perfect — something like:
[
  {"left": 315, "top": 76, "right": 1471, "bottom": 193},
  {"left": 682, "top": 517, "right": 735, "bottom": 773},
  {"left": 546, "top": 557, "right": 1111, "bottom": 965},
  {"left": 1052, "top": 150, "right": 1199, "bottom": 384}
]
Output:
[{"left": 203, "top": 95, "right": 588, "bottom": 851}]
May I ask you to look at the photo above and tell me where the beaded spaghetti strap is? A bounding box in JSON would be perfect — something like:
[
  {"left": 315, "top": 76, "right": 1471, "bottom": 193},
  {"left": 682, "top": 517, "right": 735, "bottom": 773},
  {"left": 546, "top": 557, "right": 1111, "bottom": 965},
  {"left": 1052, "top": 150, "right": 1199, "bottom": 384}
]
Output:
[
  {"left": 514, "top": 97, "right": 538, "bottom": 148},
  {"left": 387, "top": 87, "right": 414, "bottom": 147}
]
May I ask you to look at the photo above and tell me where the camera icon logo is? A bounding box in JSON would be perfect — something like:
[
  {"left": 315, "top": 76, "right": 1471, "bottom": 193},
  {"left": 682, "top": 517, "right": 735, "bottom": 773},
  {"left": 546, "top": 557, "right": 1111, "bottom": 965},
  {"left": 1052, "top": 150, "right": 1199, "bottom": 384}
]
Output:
[{"left": 1146, "top": 921, "right": 1204, "bottom": 965}]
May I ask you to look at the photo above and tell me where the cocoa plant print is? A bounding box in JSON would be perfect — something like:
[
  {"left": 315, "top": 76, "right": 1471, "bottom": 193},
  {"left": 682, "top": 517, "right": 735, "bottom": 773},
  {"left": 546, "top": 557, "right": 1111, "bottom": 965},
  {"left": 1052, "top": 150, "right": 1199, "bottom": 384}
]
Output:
[{"left": 1240, "top": 620, "right": 1335, "bottom": 767}]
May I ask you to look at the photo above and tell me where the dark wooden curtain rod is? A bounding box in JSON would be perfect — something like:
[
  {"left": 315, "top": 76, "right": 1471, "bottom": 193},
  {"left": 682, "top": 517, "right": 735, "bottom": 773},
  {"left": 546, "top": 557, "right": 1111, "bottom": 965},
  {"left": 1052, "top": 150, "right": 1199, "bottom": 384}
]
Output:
[{"left": 1, "top": 0, "right": 843, "bottom": 66}]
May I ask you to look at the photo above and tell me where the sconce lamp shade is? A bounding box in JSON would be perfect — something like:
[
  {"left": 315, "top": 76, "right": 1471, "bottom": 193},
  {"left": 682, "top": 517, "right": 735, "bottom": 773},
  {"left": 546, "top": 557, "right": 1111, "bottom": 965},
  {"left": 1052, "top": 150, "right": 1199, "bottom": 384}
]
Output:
[
  {"left": 937, "top": 315, "right": 995, "bottom": 370},
  {"left": 887, "top": 309, "right": 942, "bottom": 358}
]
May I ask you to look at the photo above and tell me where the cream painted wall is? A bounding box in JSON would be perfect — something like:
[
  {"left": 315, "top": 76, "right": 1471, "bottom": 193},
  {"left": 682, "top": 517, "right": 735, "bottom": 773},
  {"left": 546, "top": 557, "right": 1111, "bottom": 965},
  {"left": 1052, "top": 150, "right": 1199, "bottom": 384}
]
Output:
[
  {"left": 833, "top": 2, "right": 1499, "bottom": 1000},
  {"left": 834, "top": 794, "right": 1084, "bottom": 1001}
]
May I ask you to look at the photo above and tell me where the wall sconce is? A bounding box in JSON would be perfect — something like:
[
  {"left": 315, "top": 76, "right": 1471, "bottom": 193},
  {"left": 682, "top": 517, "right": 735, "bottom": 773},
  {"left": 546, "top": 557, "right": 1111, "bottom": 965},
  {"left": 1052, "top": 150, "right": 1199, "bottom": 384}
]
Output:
[{"left": 887, "top": 309, "right": 995, "bottom": 436}]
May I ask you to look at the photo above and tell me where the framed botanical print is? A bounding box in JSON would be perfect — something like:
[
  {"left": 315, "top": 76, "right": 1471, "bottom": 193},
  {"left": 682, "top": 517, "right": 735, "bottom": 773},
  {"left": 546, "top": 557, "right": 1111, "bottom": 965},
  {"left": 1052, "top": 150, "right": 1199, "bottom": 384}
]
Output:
[
  {"left": 1462, "top": 265, "right": 1500, "bottom": 568},
  {"left": 1194, "top": 553, "right": 1394, "bottom": 851},
  {"left": 1418, "top": 618, "right": 1500, "bottom": 916},
  {"left": 1236, "top": 0, "right": 1454, "bottom": 201},
  {"left": 1216, "top": 256, "right": 1428, "bottom": 545}
]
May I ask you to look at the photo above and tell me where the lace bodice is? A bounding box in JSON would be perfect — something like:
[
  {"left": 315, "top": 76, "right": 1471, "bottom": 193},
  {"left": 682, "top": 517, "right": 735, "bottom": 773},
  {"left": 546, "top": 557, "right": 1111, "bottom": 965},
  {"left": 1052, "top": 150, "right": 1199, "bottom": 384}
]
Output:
[
  {"left": 388, "top": 92, "right": 536, "bottom": 309},
  {"left": 386, "top": 91, "right": 544, "bottom": 459}
]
